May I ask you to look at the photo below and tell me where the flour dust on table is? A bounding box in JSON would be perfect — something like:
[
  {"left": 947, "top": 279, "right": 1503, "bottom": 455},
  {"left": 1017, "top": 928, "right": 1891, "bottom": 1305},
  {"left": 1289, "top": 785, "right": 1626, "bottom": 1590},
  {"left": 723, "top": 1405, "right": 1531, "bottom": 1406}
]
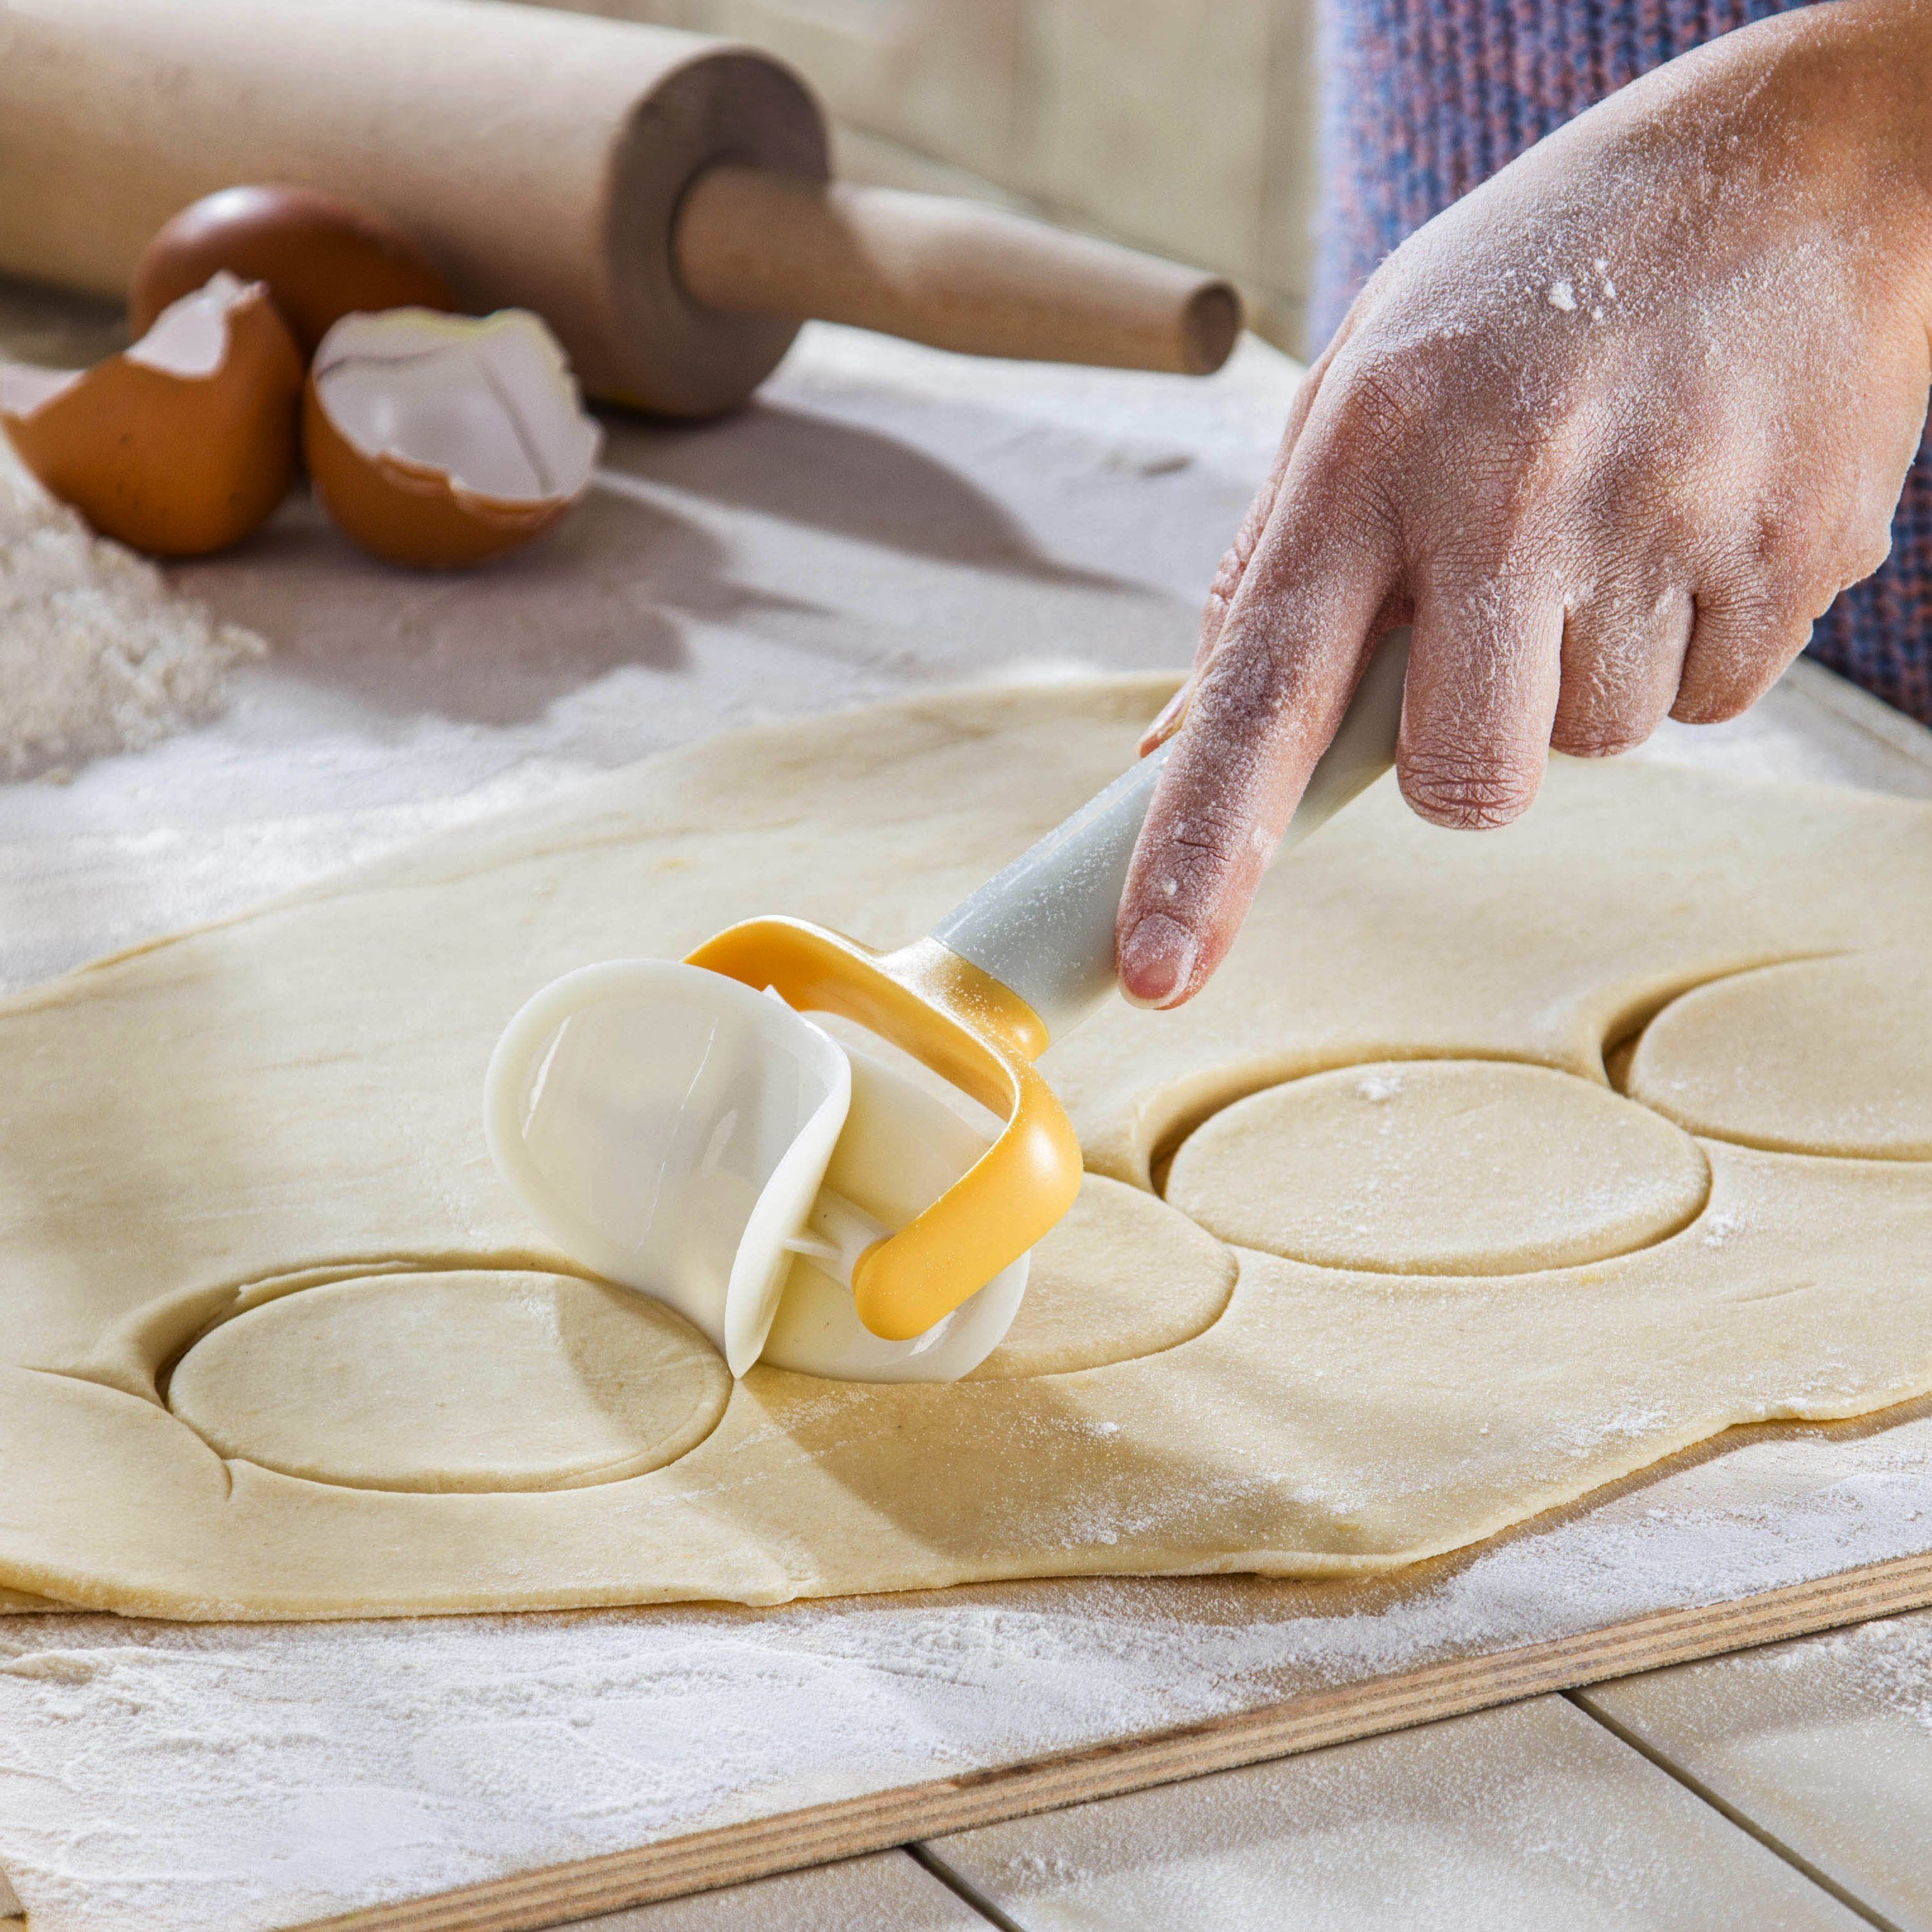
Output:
[
  {"left": 1, "top": 677, "right": 1929, "bottom": 1617},
  {"left": 0, "top": 438, "right": 263, "bottom": 780}
]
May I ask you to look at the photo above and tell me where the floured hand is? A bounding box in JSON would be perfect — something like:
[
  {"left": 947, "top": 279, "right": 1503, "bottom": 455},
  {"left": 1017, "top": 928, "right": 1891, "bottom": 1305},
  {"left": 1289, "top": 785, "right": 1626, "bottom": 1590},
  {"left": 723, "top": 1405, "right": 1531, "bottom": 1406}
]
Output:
[{"left": 1119, "top": 0, "right": 1932, "bottom": 1007}]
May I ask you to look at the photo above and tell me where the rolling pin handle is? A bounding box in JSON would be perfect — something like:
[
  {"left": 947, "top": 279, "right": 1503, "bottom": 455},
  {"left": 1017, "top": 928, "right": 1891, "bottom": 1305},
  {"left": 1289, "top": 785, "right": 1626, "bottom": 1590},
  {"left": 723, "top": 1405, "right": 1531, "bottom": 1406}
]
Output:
[{"left": 673, "top": 163, "right": 1242, "bottom": 377}]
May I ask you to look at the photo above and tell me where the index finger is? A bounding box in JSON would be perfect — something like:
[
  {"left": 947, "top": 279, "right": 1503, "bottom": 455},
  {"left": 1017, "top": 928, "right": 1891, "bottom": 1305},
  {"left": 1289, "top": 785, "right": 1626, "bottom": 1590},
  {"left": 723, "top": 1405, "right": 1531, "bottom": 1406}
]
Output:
[
  {"left": 1141, "top": 343, "right": 1348, "bottom": 756},
  {"left": 1116, "top": 481, "right": 1398, "bottom": 1008}
]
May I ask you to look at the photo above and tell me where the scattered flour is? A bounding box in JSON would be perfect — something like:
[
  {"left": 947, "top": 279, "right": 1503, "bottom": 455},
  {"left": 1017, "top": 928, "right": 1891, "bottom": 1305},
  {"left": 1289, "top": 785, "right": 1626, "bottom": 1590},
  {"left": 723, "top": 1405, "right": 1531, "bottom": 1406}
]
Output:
[
  {"left": 0, "top": 439, "right": 265, "bottom": 780},
  {"left": 1702, "top": 1212, "right": 1743, "bottom": 1248},
  {"left": 1, "top": 1418, "right": 1928, "bottom": 1932},
  {"left": 1812, "top": 1613, "right": 1932, "bottom": 1731}
]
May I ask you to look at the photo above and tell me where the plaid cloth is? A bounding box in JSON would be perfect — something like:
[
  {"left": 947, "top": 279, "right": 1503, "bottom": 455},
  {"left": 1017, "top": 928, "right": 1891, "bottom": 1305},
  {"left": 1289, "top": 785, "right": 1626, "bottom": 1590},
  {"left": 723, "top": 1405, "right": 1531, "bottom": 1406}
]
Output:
[{"left": 1316, "top": 0, "right": 1932, "bottom": 720}]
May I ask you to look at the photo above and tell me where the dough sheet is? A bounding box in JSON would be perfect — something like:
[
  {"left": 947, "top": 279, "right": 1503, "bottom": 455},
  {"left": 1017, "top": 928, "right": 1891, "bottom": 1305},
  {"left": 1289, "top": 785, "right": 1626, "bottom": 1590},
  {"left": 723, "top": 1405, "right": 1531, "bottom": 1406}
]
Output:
[{"left": 3, "top": 676, "right": 1931, "bottom": 1617}]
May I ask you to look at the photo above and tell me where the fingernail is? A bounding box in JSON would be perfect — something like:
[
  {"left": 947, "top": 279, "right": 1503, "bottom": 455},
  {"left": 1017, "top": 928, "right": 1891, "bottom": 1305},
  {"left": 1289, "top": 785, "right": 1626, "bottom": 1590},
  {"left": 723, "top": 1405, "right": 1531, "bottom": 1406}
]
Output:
[{"left": 1120, "top": 915, "right": 1199, "bottom": 1008}]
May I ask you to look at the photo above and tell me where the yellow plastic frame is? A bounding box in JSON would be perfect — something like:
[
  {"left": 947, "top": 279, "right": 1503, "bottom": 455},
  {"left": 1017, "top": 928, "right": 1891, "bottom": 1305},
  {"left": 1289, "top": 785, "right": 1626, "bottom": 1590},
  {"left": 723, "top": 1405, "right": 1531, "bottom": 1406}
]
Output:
[{"left": 684, "top": 917, "right": 1083, "bottom": 1342}]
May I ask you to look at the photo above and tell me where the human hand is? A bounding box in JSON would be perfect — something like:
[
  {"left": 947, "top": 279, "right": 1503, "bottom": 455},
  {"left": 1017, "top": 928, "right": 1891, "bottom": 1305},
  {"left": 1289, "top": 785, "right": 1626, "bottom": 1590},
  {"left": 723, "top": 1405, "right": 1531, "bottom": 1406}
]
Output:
[{"left": 1118, "top": 0, "right": 1932, "bottom": 1008}]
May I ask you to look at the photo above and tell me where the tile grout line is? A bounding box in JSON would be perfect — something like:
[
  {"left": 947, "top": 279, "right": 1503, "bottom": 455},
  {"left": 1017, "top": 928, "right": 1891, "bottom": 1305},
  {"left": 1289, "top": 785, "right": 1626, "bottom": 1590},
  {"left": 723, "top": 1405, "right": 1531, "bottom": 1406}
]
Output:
[
  {"left": 905, "top": 1841, "right": 1030, "bottom": 1932},
  {"left": 1563, "top": 1689, "right": 1904, "bottom": 1932}
]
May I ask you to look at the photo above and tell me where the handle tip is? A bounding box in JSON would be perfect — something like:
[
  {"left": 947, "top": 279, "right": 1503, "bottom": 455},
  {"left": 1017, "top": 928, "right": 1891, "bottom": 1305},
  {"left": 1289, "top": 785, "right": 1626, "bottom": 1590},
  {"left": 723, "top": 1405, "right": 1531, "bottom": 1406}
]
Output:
[{"left": 1180, "top": 281, "right": 1242, "bottom": 375}]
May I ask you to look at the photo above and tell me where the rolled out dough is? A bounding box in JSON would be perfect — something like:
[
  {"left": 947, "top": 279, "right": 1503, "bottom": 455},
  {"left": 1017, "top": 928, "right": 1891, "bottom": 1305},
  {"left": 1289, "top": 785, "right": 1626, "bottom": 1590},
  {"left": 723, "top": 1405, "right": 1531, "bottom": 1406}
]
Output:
[
  {"left": 1166, "top": 1060, "right": 1710, "bottom": 1275},
  {"left": 1628, "top": 950, "right": 1932, "bottom": 1158},
  {"left": 3, "top": 676, "right": 1931, "bottom": 1618},
  {"left": 165, "top": 1271, "right": 731, "bottom": 1494}
]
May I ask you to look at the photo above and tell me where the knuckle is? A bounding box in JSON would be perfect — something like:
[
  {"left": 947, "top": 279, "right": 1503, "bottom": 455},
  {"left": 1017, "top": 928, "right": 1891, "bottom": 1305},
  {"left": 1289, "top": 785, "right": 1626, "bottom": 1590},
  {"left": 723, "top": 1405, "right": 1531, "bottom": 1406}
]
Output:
[
  {"left": 1325, "top": 355, "right": 1427, "bottom": 448},
  {"left": 1423, "top": 470, "right": 1570, "bottom": 593},
  {"left": 1145, "top": 776, "right": 1260, "bottom": 889},
  {"left": 1626, "top": 493, "right": 1705, "bottom": 572},
  {"left": 1669, "top": 687, "right": 1752, "bottom": 726},
  {"left": 1194, "top": 629, "right": 1290, "bottom": 730},
  {"left": 1293, "top": 435, "right": 1403, "bottom": 544},
  {"left": 1304, "top": 361, "right": 1435, "bottom": 509},
  {"left": 1170, "top": 793, "right": 1250, "bottom": 865},
  {"left": 1672, "top": 621, "right": 1809, "bottom": 724},
  {"left": 1733, "top": 507, "right": 1819, "bottom": 593},
  {"left": 1206, "top": 545, "right": 1248, "bottom": 607},
  {"left": 1429, "top": 502, "right": 1551, "bottom": 587},
  {"left": 1551, "top": 721, "right": 1646, "bottom": 759},
  {"left": 1399, "top": 747, "right": 1541, "bottom": 829}
]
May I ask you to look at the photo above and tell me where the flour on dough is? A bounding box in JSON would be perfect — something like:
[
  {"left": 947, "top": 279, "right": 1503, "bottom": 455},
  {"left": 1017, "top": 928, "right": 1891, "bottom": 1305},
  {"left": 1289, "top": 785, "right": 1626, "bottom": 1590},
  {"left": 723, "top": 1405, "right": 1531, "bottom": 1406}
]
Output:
[
  {"left": 1166, "top": 1060, "right": 1709, "bottom": 1275},
  {"left": 2, "top": 678, "right": 1931, "bottom": 1617}
]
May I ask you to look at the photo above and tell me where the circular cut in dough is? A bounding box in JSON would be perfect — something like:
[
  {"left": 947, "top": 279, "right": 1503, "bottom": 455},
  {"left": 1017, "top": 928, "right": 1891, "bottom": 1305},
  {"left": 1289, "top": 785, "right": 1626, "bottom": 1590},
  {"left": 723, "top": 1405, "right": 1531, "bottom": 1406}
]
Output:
[
  {"left": 969, "top": 1174, "right": 1235, "bottom": 1378},
  {"left": 167, "top": 1270, "right": 731, "bottom": 1493},
  {"left": 1166, "top": 1060, "right": 1708, "bottom": 1275},
  {"left": 1628, "top": 951, "right": 1932, "bottom": 1158}
]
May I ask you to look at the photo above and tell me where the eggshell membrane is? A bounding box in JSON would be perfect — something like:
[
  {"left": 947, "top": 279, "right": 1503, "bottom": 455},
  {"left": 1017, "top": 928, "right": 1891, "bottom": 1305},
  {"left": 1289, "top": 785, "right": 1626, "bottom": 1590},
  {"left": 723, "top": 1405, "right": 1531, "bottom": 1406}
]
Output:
[
  {"left": 1, "top": 281, "right": 302, "bottom": 557},
  {"left": 303, "top": 382, "right": 578, "bottom": 569},
  {"left": 303, "top": 309, "right": 598, "bottom": 571},
  {"left": 131, "top": 185, "right": 454, "bottom": 359}
]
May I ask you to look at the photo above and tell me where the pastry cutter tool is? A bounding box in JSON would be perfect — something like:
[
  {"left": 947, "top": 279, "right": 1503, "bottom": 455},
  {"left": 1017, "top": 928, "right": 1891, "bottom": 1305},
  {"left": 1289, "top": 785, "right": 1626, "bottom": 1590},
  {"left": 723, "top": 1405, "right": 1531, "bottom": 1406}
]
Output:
[{"left": 486, "top": 631, "right": 1410, "bottom": 1382}]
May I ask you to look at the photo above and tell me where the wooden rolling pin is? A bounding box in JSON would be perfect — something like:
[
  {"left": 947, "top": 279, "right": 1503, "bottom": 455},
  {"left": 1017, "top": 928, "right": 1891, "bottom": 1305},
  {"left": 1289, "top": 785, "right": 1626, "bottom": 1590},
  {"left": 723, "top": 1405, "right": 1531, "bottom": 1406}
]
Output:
[{"left": 0, "top": 0, "right": 1242, "bottom": 417}]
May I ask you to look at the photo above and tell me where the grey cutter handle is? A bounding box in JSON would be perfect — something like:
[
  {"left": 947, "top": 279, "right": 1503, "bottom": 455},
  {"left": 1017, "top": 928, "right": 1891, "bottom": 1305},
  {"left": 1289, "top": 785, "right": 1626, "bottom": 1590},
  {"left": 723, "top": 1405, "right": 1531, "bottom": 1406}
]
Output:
[{"left": 933, "top": 628, "right": 1411, "bottom": 1039}]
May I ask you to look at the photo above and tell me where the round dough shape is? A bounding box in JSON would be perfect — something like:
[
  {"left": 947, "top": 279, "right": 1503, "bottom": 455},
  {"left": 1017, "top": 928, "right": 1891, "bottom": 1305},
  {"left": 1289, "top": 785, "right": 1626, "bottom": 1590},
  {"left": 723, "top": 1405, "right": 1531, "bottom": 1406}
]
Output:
[
  {"left": 167, "top": 1270, "right": 731, "bottom": 1493},
  {"left": 1166, "top": 1060, "right": 1709, "bottom": 1275},
  {"left": 969, "top": 1175, "right": 1235, "bottom": 1378},
  {"left": 1628, "top": 952, "right": 1932, "bottom": 1158}
]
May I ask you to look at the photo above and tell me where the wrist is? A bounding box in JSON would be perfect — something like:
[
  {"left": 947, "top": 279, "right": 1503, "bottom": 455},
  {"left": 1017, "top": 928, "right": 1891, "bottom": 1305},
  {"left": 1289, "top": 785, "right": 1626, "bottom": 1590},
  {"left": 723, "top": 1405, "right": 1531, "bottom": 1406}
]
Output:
[
  {"left": 1690, "top": 1, "right": 1932, "bottom": 326},
  {"left": 1772, "top": 6, "right": 1932, "bottom": 212}
]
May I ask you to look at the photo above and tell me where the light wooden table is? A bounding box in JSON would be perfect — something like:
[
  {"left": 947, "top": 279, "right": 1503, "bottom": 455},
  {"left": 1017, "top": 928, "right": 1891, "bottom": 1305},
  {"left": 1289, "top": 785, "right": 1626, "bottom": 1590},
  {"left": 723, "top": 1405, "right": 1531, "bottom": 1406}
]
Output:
[{"left": 1, "top": 278, "right": 1928, "bottom": 1931}]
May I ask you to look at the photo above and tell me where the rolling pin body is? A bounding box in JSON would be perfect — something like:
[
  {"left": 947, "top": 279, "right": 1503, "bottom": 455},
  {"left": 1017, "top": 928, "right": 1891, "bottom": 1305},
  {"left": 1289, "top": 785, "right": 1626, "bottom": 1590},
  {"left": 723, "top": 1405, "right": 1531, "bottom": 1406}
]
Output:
[
  {"left": 0, "top": 0, "right": 1241, "bottom": 414},
  {"left": 0, "top": 0, "right": 820, "bottom": 415}
]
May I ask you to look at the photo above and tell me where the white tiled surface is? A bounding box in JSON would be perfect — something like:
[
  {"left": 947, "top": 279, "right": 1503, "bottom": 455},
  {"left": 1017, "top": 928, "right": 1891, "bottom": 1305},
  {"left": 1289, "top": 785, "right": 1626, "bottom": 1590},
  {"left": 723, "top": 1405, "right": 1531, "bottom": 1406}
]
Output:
[
  {"left": 1584, "top": 1611, "right": 1932, "bottom": 1930},
  {"left": 574, "top": 1852, "right": 982, "bottom": 1931},
  {"left": 924, "top": 1695, "right": 1872, "bottom": 1932}
]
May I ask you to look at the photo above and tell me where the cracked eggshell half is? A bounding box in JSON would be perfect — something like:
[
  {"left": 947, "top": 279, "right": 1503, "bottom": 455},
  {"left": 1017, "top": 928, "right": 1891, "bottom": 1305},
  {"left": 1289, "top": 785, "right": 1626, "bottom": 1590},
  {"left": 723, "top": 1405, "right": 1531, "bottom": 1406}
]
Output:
[
  {"left": 304, "top": 308, "right": 602, "bottom": 570},
  {"left": 0, "top": 272, "right": 302, "bottom": 557}
]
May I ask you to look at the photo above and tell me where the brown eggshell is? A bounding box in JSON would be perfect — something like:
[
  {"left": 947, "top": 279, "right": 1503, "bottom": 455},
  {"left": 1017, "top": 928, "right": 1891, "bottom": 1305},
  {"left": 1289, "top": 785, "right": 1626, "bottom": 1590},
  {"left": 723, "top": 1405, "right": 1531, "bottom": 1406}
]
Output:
[
  {"left": 2, "top": 282, "right": 303, "bottom": 557},
  {"left": 132, "top": 186, "right": 455, "bottom": 358},
  {"left": 303, "top": 377, "right": 575, "bottom": 570}
]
